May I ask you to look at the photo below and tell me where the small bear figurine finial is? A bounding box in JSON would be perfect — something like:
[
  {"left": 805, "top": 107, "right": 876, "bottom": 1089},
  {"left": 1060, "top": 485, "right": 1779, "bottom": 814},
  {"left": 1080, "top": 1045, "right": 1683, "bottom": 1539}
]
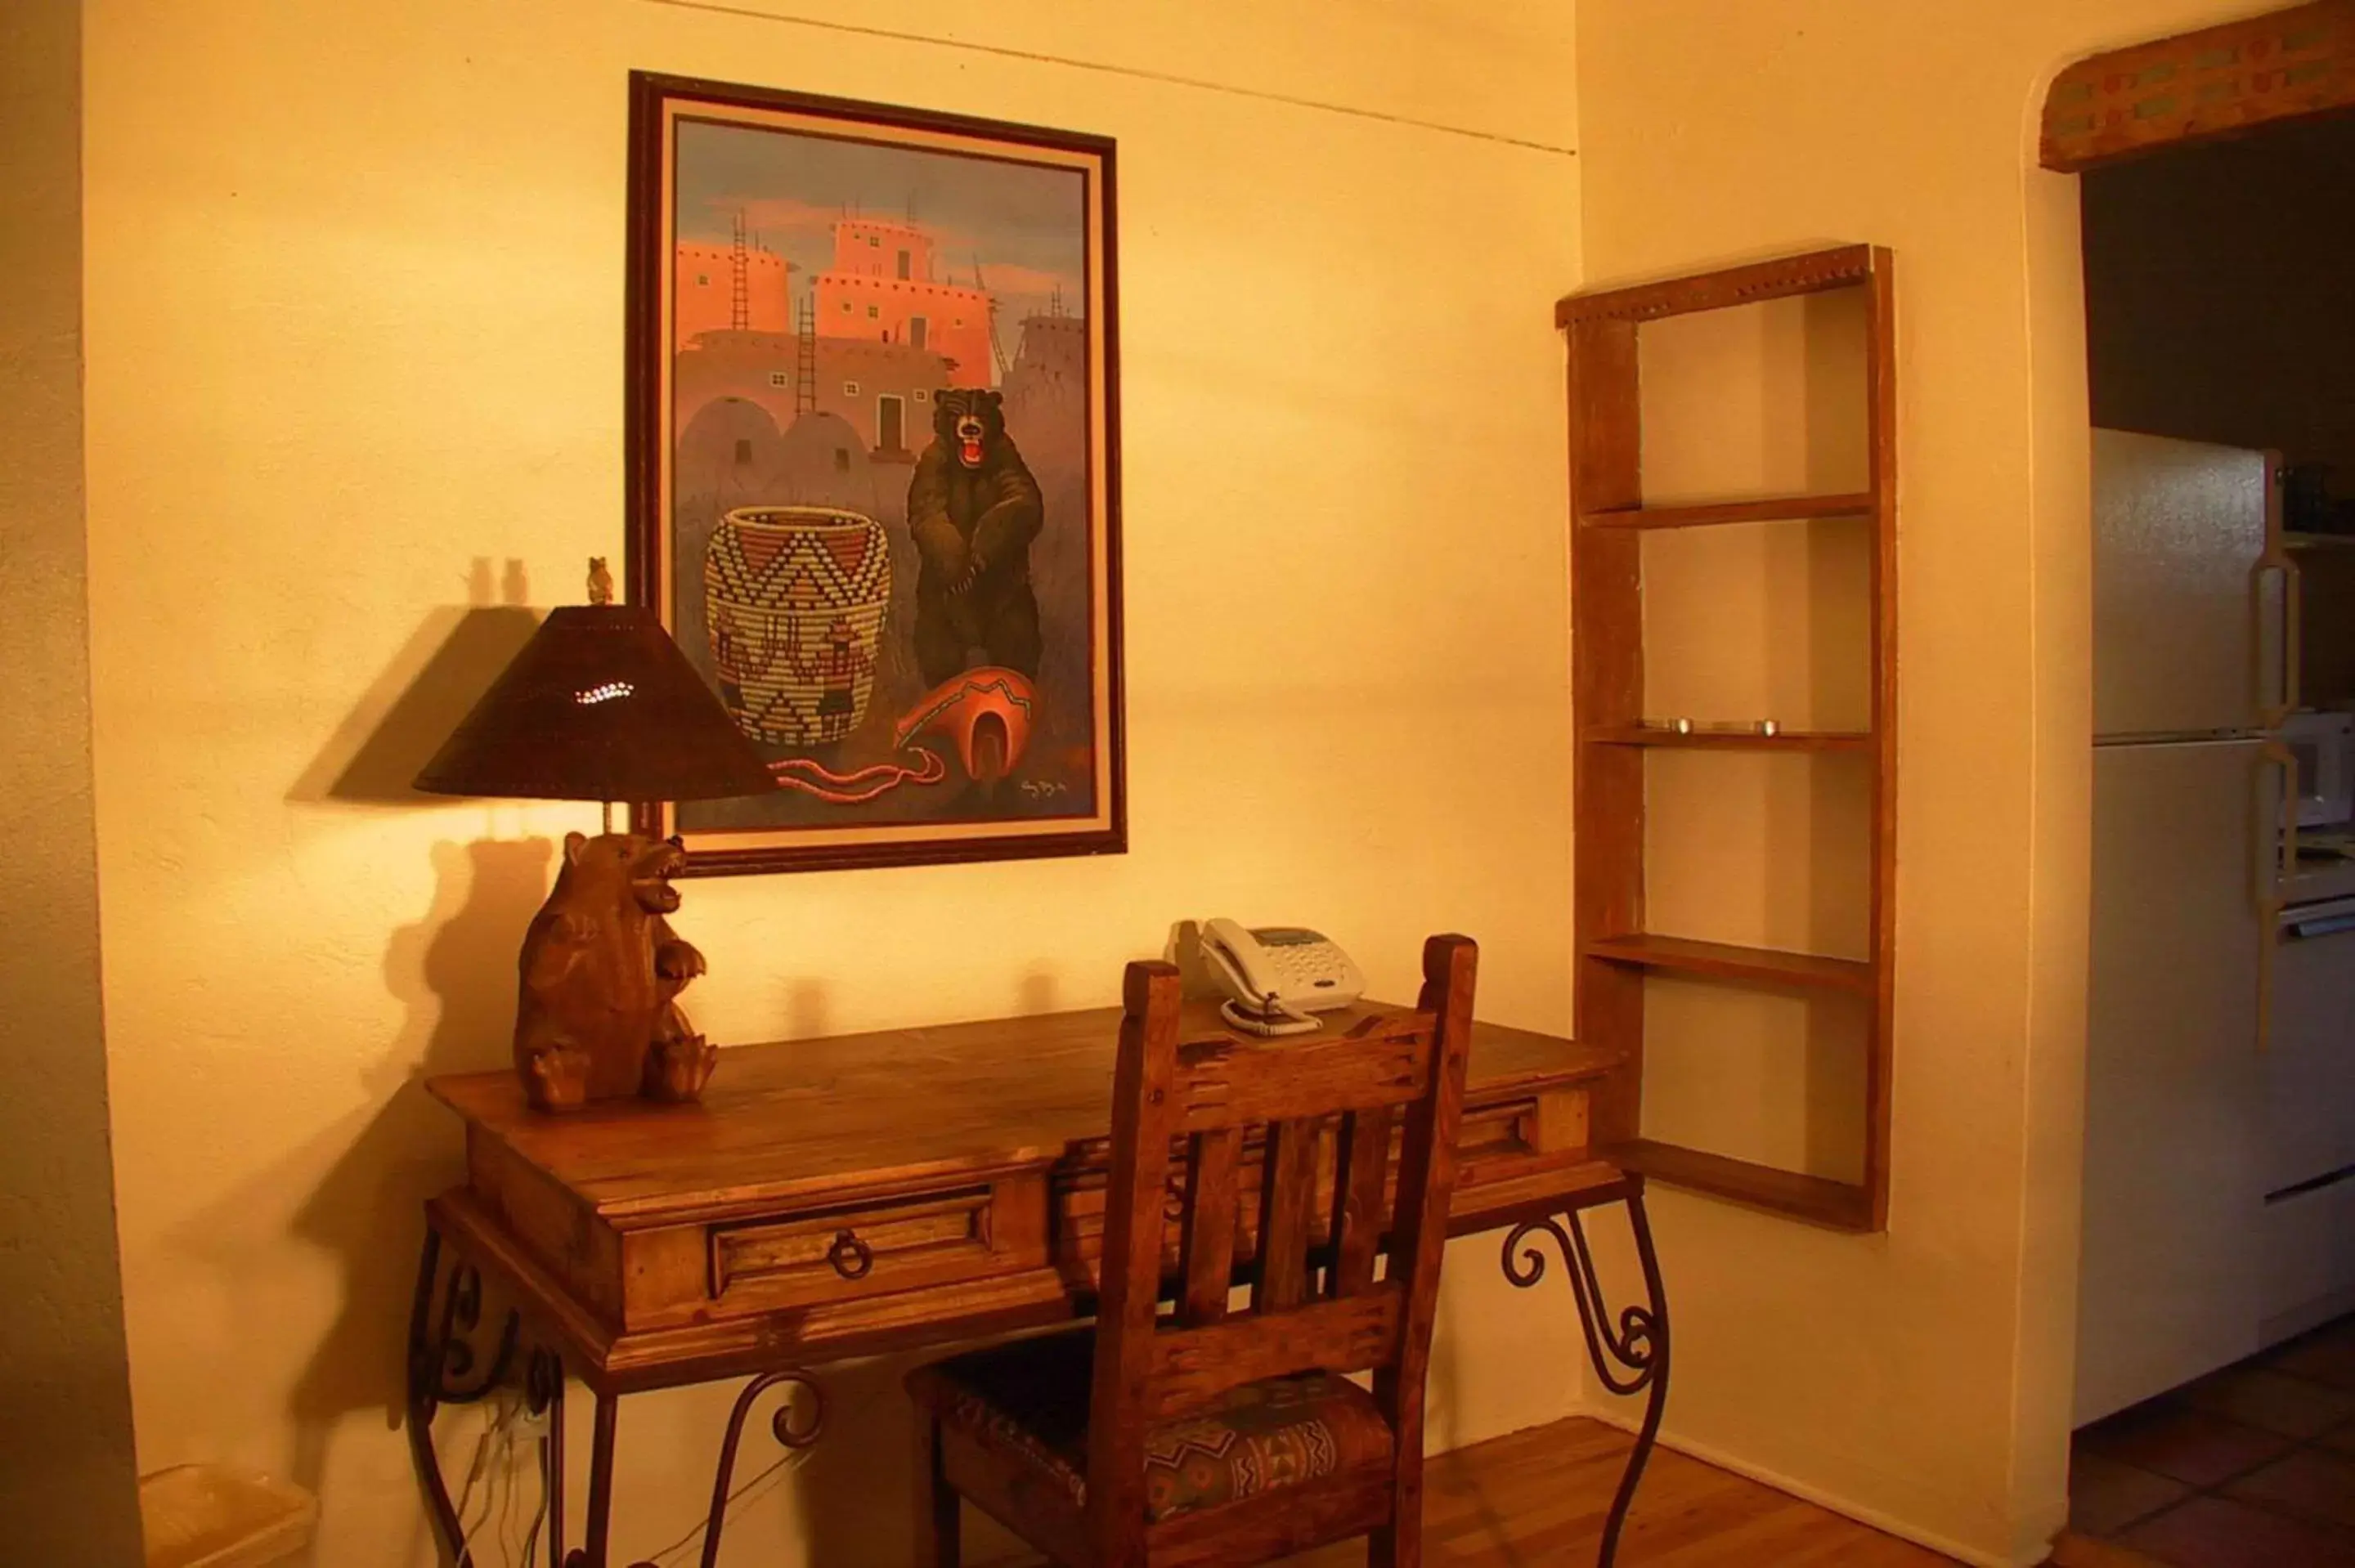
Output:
[{"left": 585, "top": 556, "right": 615, "bottom": 607}]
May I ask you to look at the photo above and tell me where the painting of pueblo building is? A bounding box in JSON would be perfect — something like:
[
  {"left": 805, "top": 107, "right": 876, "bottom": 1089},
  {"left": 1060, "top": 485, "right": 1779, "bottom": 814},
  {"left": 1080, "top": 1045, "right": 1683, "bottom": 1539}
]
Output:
[{"left": 666, "top": 118, "right": 1096, "bottom": 836}]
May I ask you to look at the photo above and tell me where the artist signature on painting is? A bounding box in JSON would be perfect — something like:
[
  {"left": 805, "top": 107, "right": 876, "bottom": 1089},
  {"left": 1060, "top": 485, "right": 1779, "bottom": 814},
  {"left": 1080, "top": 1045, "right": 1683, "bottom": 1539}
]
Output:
[{"left": 1020, "top": 779, "right": 1069, "bottom": 800}]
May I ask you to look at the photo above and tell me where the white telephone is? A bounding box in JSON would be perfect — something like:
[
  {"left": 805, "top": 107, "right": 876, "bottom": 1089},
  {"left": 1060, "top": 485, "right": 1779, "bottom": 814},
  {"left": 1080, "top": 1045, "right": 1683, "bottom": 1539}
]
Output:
[{"left": 1200, "top": 919, "right": 1366, "bottom": 1037}]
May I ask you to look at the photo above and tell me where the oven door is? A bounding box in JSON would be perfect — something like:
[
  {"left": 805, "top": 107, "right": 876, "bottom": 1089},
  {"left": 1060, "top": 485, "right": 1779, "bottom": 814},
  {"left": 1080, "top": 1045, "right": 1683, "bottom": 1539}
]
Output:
[
  {"left": 2268, "top": 896, "right": 2355, "bottom": 1193},
  {"left": 2282, "top": 714, "right": 2354, "bottom": 827},
  {"left": 2262, "top": 895, "right": 2355, "bottom": 1342}
]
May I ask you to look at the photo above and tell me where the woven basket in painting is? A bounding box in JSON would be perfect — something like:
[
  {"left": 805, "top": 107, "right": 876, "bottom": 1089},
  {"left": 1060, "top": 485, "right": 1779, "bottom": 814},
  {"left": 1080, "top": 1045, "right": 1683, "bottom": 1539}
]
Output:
[{"left": 704, "top": 506, "right": 891, "bottom": 747}]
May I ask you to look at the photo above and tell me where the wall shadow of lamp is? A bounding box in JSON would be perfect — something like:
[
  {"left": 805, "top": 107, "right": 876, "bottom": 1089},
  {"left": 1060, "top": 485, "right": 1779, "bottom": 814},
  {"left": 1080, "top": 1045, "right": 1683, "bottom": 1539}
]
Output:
[{"left": 411, "top": 558, "right": 775, "bottom": 1114}]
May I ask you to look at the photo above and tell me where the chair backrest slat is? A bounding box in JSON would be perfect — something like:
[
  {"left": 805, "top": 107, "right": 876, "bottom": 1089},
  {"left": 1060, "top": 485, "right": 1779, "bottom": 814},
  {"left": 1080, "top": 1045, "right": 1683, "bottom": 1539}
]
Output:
[
  {"left": 1176, "top": 1128, "right": 1240, "bottom": 1324},
  {"left": 1083, "top": 935, "right": 1478, "bottom": 1554},
  {"left": 1251, "top": 1116, "right": 1322, "bottom": 1314},
  {"left": 1327, "top": 1104, "right": 1393, "bottom": 1299}
]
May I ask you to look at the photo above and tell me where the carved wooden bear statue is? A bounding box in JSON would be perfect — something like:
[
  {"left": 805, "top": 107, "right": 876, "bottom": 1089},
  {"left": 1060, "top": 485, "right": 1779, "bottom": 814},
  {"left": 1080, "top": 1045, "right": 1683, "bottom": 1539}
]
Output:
[
  {"left": 512, "top": 831, "right": 717, "bottom": 1112},
  {"left": 905, "top": 388, "right": 1045, "bottom": 687}
]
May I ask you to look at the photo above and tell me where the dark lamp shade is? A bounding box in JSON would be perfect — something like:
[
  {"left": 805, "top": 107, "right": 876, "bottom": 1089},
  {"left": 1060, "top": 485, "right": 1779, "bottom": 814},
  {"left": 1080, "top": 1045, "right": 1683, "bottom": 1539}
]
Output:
[{"left": 414, "top": 605, "right": 777, "bottom": 803}]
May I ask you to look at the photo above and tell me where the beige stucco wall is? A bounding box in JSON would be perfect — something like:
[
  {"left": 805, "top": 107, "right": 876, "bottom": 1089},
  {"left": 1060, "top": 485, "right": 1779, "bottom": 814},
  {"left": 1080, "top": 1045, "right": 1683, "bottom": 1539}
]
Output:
[
  {"left": 0, "top": 0, "right": 146, "bottom": 1560},
  {"left": 1572, "top": 3, "right": 2281, "bottom": 1564},
  {"left": 81, "top": 2, "right": 1583, "bottom": 1562}
]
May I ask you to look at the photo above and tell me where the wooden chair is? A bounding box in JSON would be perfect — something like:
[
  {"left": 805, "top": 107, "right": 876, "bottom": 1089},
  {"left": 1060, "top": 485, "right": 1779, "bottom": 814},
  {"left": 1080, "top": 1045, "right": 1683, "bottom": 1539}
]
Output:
[{"left": 905, "top": 934, "right": 1478, "bottom": 1568}]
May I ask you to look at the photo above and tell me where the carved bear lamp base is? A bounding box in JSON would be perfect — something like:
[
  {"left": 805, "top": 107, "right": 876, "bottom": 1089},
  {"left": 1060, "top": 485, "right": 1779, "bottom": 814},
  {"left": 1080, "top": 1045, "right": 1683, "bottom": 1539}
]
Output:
[{"left": 513, "top": 831, "right": 720, "bottom": 1113}]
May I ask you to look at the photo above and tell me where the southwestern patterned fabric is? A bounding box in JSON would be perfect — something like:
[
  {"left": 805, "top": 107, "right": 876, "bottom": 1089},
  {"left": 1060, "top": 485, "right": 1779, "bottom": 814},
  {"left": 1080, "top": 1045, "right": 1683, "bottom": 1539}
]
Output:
[{"left": 908, "top": 1329, "right": 1393, "bottom": 1524}]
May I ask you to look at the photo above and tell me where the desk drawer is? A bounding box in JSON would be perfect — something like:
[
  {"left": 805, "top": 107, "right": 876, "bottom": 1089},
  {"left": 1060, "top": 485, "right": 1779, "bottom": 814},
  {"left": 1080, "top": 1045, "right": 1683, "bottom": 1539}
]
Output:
[
  {"left": 712, "top": 1187, "right": 994, "bottom": 1302},
  {"left": 607, "top": 1172, "right": 1052, "bottom": 1328}
]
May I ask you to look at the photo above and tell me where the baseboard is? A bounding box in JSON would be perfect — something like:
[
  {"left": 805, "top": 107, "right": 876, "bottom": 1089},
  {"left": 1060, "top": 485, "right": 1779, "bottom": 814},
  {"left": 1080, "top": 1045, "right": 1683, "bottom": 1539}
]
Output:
[
  {"left": 2262, "top": 1284, "right": 2355, "bottom": 1348},
  {"left": 1574, "top": 1406, "right": 2040, "bottom": 1568}
]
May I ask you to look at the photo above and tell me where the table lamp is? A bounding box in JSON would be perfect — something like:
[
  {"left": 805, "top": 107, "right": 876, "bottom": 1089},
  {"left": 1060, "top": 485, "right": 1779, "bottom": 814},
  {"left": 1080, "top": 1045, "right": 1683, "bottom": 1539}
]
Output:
[{"left": 415, "top": 560, "right": 775, "bottom": 1113}]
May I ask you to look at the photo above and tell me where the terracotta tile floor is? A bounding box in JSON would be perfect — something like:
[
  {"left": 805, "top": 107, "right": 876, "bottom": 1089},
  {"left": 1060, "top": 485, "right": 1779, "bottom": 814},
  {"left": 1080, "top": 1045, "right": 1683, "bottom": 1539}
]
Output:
[{"left": 2071, "top": 1314, "right": 2355, "bottom": 1567}]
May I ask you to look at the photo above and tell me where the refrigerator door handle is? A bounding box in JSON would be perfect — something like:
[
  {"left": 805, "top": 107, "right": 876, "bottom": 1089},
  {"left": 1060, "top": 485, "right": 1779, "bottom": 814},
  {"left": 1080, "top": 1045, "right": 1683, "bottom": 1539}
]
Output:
[
  {"left": 2258, "top": 740, "right": 2299, "bottom": 1055},
  {"left": 2282, "top": 551, "right": 2303, "bottom": 717},
  {"left": 2256, "top": 554, "right": 2302, "bottom": 727},
  {"left": 2259, "top": 452, "right": 2299, "bottom": 727},
  {"left": 2264, "top": 739, "right": 2299, "bottom": 893}
]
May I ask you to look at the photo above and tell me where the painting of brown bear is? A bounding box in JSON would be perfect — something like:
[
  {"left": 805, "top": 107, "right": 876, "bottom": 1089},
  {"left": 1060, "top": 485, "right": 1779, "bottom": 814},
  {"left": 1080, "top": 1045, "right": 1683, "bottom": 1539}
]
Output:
[{"left": 907, "top": 388, "right": 1043, "bottom": 686}]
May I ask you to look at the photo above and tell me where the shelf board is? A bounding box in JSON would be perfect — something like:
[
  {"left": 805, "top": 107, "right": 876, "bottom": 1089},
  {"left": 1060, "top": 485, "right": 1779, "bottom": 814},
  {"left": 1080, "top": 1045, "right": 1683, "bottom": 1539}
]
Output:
[
  {"left": 1582, "top": 934, "right": 1875, "bottom": 995},
  {"left": 2284, "top": 531, "right": 2355, "bottom": 551},
  {"left": 1554, "top": 244, "right": 1880, "bottom": 327},
  {"left": 1607, "top": 1138, "right": 1875, "bottom": 1230},
  {"left": 1583, "top": 724, "right": 1871, "bottom": 753},
  {"left": 1578, "top": 492, "right": 1877, "bottom": 531}
]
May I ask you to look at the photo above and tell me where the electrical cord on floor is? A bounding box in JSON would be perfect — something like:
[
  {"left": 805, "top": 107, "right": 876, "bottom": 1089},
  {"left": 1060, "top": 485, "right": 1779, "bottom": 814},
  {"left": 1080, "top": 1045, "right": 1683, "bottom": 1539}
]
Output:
[
  {"left": 645, "top": 1449, "right": 802, "bottom": 1566},
  {"left": 507, "top": 1424, "right": 548, "bottom": 1568},
  {"left": 641, "top": 1385, "right": 868, "bottom": 1567},
  {"left": 451, "top": 1391, "right": 550, "bottom": 1568},
  {"left": 519, "top": 1439, "right": 549, "bottom": 1568},
  {"left": 452, "top": 1400, "right": 505, "bottom": 1560}
]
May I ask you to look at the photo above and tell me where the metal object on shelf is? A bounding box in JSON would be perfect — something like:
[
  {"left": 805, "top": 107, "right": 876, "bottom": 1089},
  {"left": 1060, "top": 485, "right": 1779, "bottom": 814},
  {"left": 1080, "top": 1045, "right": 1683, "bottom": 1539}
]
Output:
[
  {"left": 1671, "top": 717, "right": 1693, "bottom": 735},
  {"left": 1757, "top": 719, "right": 1779, "bottom": 737}
]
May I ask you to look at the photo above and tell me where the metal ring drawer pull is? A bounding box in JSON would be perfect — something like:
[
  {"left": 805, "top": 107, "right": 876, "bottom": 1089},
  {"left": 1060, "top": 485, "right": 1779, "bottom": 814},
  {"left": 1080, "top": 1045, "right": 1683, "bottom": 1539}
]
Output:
[{"left": 826, "top": 1229, "right": 873, "bottom": 1280}]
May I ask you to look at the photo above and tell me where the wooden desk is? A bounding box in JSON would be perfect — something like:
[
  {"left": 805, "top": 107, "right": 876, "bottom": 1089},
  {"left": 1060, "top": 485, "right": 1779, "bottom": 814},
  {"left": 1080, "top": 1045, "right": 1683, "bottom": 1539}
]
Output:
[{"left": 410, "top": 1000, "right": 1669, "bottom": 1568}]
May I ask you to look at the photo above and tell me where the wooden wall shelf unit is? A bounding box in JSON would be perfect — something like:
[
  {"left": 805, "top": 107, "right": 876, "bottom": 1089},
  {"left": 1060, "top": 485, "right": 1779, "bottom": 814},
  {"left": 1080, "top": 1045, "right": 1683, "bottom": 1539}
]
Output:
[{"left": 1561, "top": 242, "right": 1898, "bottom": 1233}]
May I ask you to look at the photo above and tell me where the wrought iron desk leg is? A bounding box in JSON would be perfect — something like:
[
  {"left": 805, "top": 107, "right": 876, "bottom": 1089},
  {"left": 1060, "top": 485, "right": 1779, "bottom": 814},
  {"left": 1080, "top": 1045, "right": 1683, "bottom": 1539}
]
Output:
[
  {"left": 525, "top": 1347, "right": 567, "bottom": 1568},
  {"left": 406, "top": 1226, "right": 523, "bottom": 1568},
  {"left": 1501, "top": 1182, "right": 1671, "bottom": 1568},
  {"left": 693, "top": 1371, "right": 825, "bottom": 1568},
  {"left": 567, "top": 1369, "right": 831, "bottom": 1568},
  {"left": 579, "top": 1390, "right": 620, "bottom": 1568}
]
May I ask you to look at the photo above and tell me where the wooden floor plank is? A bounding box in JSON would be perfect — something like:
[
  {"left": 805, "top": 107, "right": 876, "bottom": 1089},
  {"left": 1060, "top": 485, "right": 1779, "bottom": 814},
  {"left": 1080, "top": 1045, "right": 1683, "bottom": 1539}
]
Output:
[
  {"left": 976, "top": 1414, "right": 1960, "bottom": 1565},
  {"left": 2046, "top": 1534, "right": 2169, "bottom": 1567}
]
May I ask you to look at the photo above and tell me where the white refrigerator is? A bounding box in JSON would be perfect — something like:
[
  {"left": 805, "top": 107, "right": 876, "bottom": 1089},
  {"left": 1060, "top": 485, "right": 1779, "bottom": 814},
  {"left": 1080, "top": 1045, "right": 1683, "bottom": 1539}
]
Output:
[{"left": 2076, "top": 428, "right": 2289, "bottom": 1425}]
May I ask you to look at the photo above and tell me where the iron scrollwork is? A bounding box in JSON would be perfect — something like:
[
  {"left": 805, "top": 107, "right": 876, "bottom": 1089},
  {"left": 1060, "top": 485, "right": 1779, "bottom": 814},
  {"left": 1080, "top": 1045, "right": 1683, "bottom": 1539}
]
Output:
[
  {"left": 694, "top": 1369, "right": 826, "bottom": 1568},
  {"left": 412, "top": 1230, "right": 523, "bottom": 1404},
  {"left": 407, "top": 1228, "right": 532, "bottom": 1567},
  {"left": 1500, "top": 1189, "right": 1670, "bottom": 1568}
]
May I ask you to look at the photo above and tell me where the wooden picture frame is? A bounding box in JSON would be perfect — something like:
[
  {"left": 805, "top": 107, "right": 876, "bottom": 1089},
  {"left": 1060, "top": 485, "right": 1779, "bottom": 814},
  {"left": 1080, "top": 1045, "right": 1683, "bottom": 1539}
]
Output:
[{"left": 625, "top": 72, "right": 1124, "bottom": 875}]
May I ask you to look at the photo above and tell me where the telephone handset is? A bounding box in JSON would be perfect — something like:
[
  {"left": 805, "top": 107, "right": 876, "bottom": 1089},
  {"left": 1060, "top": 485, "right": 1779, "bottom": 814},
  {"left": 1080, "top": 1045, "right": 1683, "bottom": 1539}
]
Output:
[{"left": 1200, "top": 919, "right": 1366, "bottom": 1037}]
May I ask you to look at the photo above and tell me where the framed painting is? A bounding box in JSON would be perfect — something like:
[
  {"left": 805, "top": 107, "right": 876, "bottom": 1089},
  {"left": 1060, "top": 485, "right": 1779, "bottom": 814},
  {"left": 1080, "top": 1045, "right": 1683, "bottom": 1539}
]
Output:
[{"left": 625, "top": 73, "right": 1124, "bottom": 874}]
